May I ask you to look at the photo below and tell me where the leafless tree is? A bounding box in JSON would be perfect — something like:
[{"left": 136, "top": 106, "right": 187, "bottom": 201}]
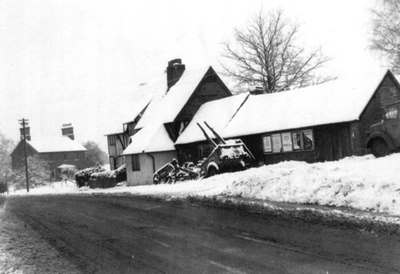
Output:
[
  {"left": 83, "top": 141, "right": 108, "bottom": 166},
  {"left": 11, "top": 156, "right": 51, "bottom": 190},
  {"left": 222, "top": 10, "right": 331, "bottom": 93},
  {"left": 371, "top": 0, "right": 400, "bottom": 73},
  {"left": 0, "top": 132, "right": 14, "bottom": 192}
]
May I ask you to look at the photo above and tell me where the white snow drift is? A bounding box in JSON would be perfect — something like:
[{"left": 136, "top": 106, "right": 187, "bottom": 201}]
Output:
[{"left": 12, "top": 153, "right": 400, "bottom": 216}]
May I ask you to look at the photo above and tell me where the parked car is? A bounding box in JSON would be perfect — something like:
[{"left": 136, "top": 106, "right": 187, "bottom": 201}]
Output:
[{"left": 366, "top": 101, "right": 400, "bottom": 157}]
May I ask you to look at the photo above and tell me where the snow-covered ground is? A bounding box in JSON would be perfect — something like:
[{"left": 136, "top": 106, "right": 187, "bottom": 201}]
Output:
[
  {"left": 0, "top": 200, "right": 81, "bottom": 274},
  {"left": 11, "top": 153, "right": 400, "bottom": 217}
]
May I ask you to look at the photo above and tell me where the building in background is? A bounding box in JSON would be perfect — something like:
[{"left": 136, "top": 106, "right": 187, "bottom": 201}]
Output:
[{"left": 10, "top": 123, "right": 88, "bottom": 179}]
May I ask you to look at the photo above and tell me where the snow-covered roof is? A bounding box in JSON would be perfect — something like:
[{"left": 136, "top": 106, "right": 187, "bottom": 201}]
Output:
[
  {"left": 104, "top": 97, "right": 151, "bottom": 136},
  {"left": 122, "top": 124, "right": 175, "bottom": 155},
  {"left": 27, "top": 136, "right": 86, "bottom": 153},
  {"left": 135, "top": 66, "right": 211, "bottom": 129},
  {"left": 223, "top": 72, "right": 388, "bottom": 138},
  {"left": 175, "top": 93, "right": 249, "bottom": 145}
]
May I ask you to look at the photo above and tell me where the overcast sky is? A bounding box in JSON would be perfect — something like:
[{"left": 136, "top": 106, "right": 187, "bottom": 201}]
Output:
[{"left": 0, "top": 0, "right": 386, "bottom": 150}]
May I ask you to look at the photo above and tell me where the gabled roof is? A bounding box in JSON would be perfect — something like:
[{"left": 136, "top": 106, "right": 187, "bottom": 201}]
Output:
[
  {"left": 26, "top": 136, "right": 86, "bottom": 153},
  {"left": 104, "top": 97, "right": 151, "bottom": 136},
  {"left": 122, "top": 124, "right": 175, "bottom": 155},
  {"left": 175, "top": 93, "right": 249, "bottom": 145},
  {"left": 135, "top": 66, "right": 212, "bottom": 129},
  {"left": 223, "top": 71, "right": 392, "bottom": 138}
]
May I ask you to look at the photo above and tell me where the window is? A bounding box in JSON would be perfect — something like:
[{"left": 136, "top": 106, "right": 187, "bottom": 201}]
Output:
[
  {"left": 385, "top": 106, "right": 398, "bottom": 120},
  {"left": 292, "top": 132, "right": 303, "bottom": 150},
  {"left": 302, "top": 129, "right": 314, "bottom": 150},
  {"left": 108, "top": 135, "right": 116, "bottom": 146},
  {"left": 271, "top": 134, "right": 282, "bottom": 153},
  {"left": 131, "top": 155, "right": 140, "bottom": 171},
  {"left": 281, "top": 132, "right": 293, "bottom": 152},
  {"left": 198, "top": 143, "right": 212, "bottom": 158},
  {"left": 262, "top": 136, "right": 272, "bottom": 153},
  {"left": 263, "top": 129, "right": 314, "bottom": 154}
]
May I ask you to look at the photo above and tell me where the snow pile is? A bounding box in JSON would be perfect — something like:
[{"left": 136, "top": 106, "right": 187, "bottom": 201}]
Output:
[
  {"left": 108, "top": 153, "right": 400, "bottom": 216},
  {"left": 10, "top": 153, "right": 400, "bottom": 216},
  {"left": 12, "top": 181, "right": 79, "bottom": 195},
  {"left": 222, "top": 154, "right": 400, "bottom": 215}
]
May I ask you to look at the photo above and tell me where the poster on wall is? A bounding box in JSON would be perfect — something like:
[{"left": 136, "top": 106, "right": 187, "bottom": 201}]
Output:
[
  {"left": 272, "top": 134, "right": 282, "bottom": 153},
  {"left": 282, "top": 132, "right": 293, "bottom": 152},
  {"left": 292, "top": 132, "right": 302, "bottom": 150},
  {"left": 262, "top": 136, "right": 272, "bottom": 153}
]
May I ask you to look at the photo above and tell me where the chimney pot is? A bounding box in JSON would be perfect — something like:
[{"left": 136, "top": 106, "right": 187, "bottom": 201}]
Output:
[
  {"left": 250, "top": 86, "right": 265, "bottom": 95},
  {"left": 166, "top": 58, "right": 185, "bottom": 90},
  {"left": 20, "top": 127, "right": 31, "bottom": 141},
  {"left": 61, "top": 123, "right": 75, "bottom": 140}
]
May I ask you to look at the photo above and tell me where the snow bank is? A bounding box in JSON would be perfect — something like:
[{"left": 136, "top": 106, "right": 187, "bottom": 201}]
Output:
[
  {"left": 10, "top": 154, "right": 400, "bottom": 216},
  {"left": 12, "top": 181, "right": 79, "bottom": 195},
  {"left": 222, "top": 154, "right": 400, "bottom": 216}
]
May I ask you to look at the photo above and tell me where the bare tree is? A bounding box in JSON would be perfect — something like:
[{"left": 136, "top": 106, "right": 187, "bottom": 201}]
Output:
[
  {"left": 371, "top": 0, "right": 400, "bottom": 73},
  {"left": 0, "top": 132, "right": 14, "bottom": 193},
  {"left": 222, "top": 10, "right": 330, "bottom": 93},
  {"left": 11, "top": 156, "right": 51, "bottom": 190},
  {"left": 83, "top": 141, "right": 108, "bottom": 166}
]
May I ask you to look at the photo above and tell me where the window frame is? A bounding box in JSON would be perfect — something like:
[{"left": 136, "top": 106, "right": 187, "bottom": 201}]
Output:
[
  {"left": 108, "top": 135, "right": 116, "bottom": 146},
  {"left": 292, "top": 131, "right": 303, "bottom": 151},
  {"left": 302, "top": 129, "right": 315, "bottom": 151},
  {"left": 262, "top": 129, "right": 314, "bottom": 154},
  {"left": 262, "top": 135, "right": 272, "bottom": 153},
  {"left": 131, "top": 154, "right": 140, "bottom": 171}
]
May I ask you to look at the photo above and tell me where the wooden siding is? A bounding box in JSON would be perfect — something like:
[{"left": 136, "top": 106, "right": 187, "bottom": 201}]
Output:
[
  {"left": 358, "top": 72, "right": 400, "bottom": 153},
  {"left": 166, "top": 70, "right": 231, "bottom": 142},
  {"left": 176, "top": 123, "right": 355, "bottom": 166},
  {"left": 107, "top": 133, "right": 130, "bottom": 170}
]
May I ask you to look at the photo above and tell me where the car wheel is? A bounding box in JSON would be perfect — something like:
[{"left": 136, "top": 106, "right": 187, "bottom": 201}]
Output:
[
  {"left": 153, "top": 174, "right": 160, "bottom": 184},
  {"left": 206, "top": 166, "right": 218, "bottom": 178},
  {"left": 371, "top": 138, "right": 390, "bottom": 157}
]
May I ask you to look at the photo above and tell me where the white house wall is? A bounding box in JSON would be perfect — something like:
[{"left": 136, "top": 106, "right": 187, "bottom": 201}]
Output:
[{"left": 126, "top": 150, "right": 177, "bottom": 186}]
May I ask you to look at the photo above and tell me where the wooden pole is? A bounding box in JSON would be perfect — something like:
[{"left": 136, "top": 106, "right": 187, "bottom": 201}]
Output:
[{"left": 19, "top": 118, "right": 29, "bottom": 192}]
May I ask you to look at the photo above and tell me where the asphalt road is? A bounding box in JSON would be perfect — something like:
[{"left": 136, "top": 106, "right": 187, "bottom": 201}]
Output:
[{"left": 3, "top": 194, "right": 400, "bottom": 274}]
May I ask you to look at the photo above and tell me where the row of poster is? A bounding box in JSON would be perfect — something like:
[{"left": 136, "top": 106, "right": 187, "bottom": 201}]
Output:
[{"left": 262, "top": 129, "right": 314, "bottom": 153}]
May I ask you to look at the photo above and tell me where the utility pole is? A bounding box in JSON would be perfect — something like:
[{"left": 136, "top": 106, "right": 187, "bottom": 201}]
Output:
[{"left": 18, "top": 118, "right": 29, "bottom": 192}]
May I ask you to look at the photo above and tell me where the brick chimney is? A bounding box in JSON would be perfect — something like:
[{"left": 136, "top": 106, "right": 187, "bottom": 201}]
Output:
[
  {"left": 61, "top": 123, "right": 74, "bottom": 140},
  {"left": 19, "top": 127, "right": 31, "bottom": 141},
  {"left": 249, "top": 86, "right": 265, "bottom": 95},
  {"left": 166, "top": 58, "right": 185, "bottom": 90}
]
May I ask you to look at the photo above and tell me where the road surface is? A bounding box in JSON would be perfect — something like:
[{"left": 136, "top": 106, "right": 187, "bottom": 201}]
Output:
[{"left": 3, "top": 194, "right": 400, "bottom": 274}]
